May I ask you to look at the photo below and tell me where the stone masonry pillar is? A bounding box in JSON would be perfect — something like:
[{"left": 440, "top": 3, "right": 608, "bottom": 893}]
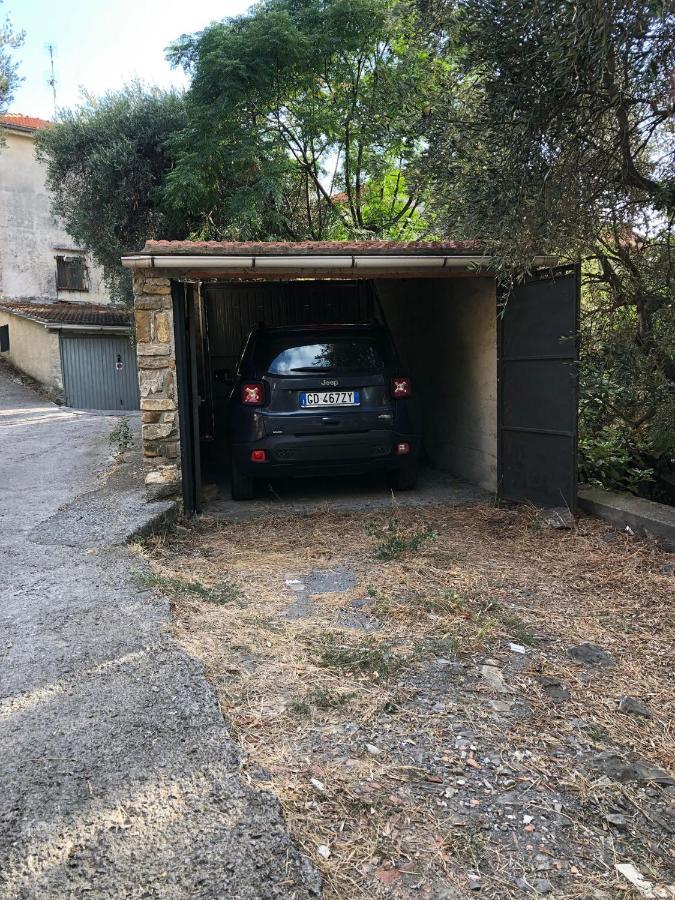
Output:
[{"left": 133, "top": 272, "right": 182, "bottom": 501}]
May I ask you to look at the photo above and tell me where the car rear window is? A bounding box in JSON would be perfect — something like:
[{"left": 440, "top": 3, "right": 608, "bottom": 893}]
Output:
[{"left": 255, "top": 334, "right": 388, "bottom": 375}]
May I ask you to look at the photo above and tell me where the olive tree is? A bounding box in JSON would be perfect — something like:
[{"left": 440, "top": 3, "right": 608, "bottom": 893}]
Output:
[{"left": 36, "top": 85, "right": 188, "bottom": 303}]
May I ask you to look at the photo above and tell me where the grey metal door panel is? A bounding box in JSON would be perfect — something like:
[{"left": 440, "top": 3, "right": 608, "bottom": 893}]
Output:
[
  {"left": 60, "top": 334, "right": 140, "bottom": 410},
  {"left": 498, "top": 265, "right": 580, "bottom": 509}
]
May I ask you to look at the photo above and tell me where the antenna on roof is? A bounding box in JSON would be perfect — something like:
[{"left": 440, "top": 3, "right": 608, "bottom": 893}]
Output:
[{"left": 47, "top": 44, "right": 57, "bottom": 116}]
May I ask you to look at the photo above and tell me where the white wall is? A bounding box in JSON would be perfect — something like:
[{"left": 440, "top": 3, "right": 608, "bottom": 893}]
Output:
[
  {"left": 0, "top": 309, "right": 62, "bottom": 392},
  {"left": 377, "top": 277, "right": 498, "bottom": 491},
  {"left": 0, "top": 128, "right": 108, "bottom": 304}
]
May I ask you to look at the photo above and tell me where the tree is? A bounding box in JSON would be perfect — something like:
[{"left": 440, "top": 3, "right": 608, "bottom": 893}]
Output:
[
  {"left": 35, "top": 85, "right": 187, "bottom": 303},
  {"left": 0, "top": 2, "right": 24, "bottom": 124},
  {"left": 423, "top": 0, "right": 674, "bottom": 257},
  {"left": 421, "top": 0, "right": 674, "bottom": 498},
  {"left": 165, "top": 0, "right": 443, "bottom": 240}
]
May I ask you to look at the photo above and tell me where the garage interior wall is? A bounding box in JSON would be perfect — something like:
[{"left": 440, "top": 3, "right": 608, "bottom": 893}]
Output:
[{"left": 375, "top": 277, "right": 498, "bottom": 492}]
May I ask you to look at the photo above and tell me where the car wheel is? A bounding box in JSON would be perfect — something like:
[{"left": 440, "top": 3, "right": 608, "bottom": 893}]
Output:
[
  {"left": 230, "top": 457, "right": 256, "bottom": 501},
  {"left": 390, "top": 463, "right": 419, "bottom": 491}
]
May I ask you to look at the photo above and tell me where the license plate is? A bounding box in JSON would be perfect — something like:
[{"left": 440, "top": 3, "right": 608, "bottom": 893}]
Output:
[{"left": 300, "top": 390, "right": 360, "bottom": 407}]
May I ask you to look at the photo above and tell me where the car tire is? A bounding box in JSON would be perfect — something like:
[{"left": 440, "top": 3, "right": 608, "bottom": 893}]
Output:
[
  {"left": 230, "top": 457, "right": 256, "bottom": 501},
  {"left": 390, "top": 463, "right": 419, "bottom": 491}
]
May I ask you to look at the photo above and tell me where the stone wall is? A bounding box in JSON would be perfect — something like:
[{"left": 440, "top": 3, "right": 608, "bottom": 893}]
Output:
[{"left": 133, "top": 272, "right": 182, "bottom": 501}]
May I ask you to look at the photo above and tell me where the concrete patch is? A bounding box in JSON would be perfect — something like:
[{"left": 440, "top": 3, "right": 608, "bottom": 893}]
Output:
[
  {"left": 304, "top": 566, "right": 357, "bottom": 594},
  {"left": 282, "top": 567, "right": 357, "bottom": 619}
]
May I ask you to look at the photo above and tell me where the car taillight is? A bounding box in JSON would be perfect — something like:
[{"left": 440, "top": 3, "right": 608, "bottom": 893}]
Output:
[
  {"left": 391, "top": 377, "right": 411, "bottom": 398},
  {"left": 395, "top": 442, "right": 411, "bottom": 455},
  {"left": 241, "top": 383, "right": 265, "bottom": 406},
  {"left": 250, "top": 449, "right": 267, "bottom": 462}
]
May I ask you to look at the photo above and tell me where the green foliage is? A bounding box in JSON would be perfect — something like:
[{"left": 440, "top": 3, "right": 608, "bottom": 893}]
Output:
[
  {"left": 0, "top": 2, "right": 23, "bottom": 122},
  {"left": 109, "top": 417, "right": 133, "bottom": 454},
  {"left": 423, "top": 0, "right": 675, "bottom": 256},
  {"left": 578, "top": 433, "right": 654, "bottom": 494},
  {"left": 365, "top": 514, "right": 437, "bottom": 560},
  {"left": 421, "top": 0, "right": 674, "bottom": 500},
  {"left": 498, "top": 611, "right": 536, "bottom": 647},
  {"left": 35, "top": 84, "right": 187, "bottom": 303},
  {"left": 578, "top": 233, "right": 674, "bottom": 498},
  {"left": 165, "top": 0, "right": 443, "bottom": 239}
]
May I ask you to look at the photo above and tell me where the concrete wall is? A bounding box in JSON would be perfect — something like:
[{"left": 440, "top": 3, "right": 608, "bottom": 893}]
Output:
[
  {"left": 377, "top": 277, "right": 497, "bottom": 491},
  {"left": 0, "top": 128, "right": 108, "bottom": 303},
  {"left": 0, "top": 309, "right": 62, "bottom": 391}
]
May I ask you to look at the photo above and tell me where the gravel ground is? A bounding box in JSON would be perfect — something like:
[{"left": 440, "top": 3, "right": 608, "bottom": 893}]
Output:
[
  {"left": 141, "top": 502, "right": 675, "bottom": 899},
  {"left": 0, "top": 364, "right": 319, "bottom": 899}
]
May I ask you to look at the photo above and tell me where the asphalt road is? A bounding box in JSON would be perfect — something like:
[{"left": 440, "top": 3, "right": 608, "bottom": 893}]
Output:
[{"left": 0, "top": 365, "right": 319, "bottom": 899}]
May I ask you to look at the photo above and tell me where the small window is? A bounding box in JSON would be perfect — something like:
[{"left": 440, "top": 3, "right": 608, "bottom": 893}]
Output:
[{"left": 56, "top": 255, "right": 89, "bottom": 292}]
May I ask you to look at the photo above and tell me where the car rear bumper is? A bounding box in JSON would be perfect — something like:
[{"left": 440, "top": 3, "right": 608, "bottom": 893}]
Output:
[{"left": 232, "top": 430, "right": 420, "bottom": 478}]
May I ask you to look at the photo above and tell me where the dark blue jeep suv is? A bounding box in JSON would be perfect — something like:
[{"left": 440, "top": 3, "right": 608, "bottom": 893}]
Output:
[{"left": 227, "top": 324, "right": 420, "bottom": 500}]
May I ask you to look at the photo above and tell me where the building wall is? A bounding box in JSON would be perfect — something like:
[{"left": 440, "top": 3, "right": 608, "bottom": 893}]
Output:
[
  {"left": 376, "top": 277, "right": 498, "bottom": 491},
  {"left": 0, "top": 128, "right": 108, "bottom": 303},
  {"left": 0, "top": 309, "right": 62, "bottom": 392}
]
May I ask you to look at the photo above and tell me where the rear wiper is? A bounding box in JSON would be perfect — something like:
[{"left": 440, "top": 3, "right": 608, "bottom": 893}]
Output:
[{"left": 290, "top": 367, "right": 334, "bottom": 373}]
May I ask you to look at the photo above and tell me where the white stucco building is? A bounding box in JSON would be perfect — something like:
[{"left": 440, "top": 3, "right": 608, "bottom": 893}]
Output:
[
  {"left": 0, "top": 115, "right": 138, "bottom": 410},
  {"left": 0, "top": 113, "right": 108, "bottom": 304}
]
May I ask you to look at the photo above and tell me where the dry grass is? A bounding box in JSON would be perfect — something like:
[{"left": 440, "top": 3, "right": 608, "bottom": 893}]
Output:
[{"left": 137, "top": 502, "right": 674, "bottom": 898}]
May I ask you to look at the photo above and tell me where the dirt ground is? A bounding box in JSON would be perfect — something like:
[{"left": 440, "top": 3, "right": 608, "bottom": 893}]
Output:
[{"left": 138, "top": 501, "right": 675, "bottom": 899}]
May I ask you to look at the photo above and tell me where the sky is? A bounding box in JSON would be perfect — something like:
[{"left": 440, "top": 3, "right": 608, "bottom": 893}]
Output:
[{"left": 7, "top": 0, "right": 252, "bottom": 120}]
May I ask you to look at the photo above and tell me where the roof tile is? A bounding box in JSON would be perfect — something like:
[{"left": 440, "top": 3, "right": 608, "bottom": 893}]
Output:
[
  {"left": 0, "top": 300, "right": 132, "bottom": 327},
  {"left": 0, "top": 114, "right": 51, "bottom": 132},
  {"left": 142, "top": 239, "right": 482, "bottom": 257}
]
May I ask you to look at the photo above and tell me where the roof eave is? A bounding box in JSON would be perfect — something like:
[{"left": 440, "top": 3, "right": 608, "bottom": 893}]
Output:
[
  {"left": 121, "top": 252, "right": 558, "bottom": 275},
  {"left": 0, "top": 305, "right": 131, "bottom": 330},
  {"left": 45, "top": 323, "right": 132, "bottom": 334},
  {"left": 0, "top": 124, "right": 38, "bottom": 136}
]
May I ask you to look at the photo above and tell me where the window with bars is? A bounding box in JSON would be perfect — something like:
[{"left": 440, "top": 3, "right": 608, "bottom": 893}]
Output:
[{"left": 56, "top": 255, "right": 89, "bottom": 292}]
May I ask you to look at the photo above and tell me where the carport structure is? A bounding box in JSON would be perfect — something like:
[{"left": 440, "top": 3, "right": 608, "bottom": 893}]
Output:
[{"left": 122, "top": 241, "right": 579, "bottom": 513}]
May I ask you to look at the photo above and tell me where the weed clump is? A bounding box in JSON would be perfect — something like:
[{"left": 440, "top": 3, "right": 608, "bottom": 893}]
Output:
[
  {"left": 109, "top": 416, "right": 133, "bottom": 453},
  {"left": 134, "top": 569, "right": 245, "bottom": 606},
  {"left": 365, "top": 514, "right": 437, "bottom": 561},
  {"left": 288, "top": 688, "right": 354, "bottom": 717},
  {"left": 498, "top": 610, "right": 537, "bottom": 645},
  {"left": 310, "top": 631, "right": 403, "bottom": 680}
]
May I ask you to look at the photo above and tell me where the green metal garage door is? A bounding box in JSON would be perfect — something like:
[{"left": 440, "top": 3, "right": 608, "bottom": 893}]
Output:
[{"left": 60, "top": 334, "right": 140, "bottom": 410}]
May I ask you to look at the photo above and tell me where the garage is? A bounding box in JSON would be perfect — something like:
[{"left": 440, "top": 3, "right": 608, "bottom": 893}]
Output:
[
  {"left": 122, "top": 241, "right": 578, "bottom": 513},
  {"left": 60, "top": 332, "right": 140, "bottom": 411},
  {"left": 0, "top": 300, "right": 139, "bottom": 410}
]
